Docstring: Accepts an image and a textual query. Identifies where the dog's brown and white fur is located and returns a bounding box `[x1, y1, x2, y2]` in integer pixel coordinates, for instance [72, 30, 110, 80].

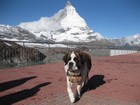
[63, 50, 92, 103]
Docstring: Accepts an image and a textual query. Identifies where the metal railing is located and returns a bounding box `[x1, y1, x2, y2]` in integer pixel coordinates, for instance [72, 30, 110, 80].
[0, 40, 46, 69]
[0, 40, 139, 69]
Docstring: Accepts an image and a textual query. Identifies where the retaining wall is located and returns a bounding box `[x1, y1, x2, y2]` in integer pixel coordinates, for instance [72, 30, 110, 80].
[110, 50, 137, 56]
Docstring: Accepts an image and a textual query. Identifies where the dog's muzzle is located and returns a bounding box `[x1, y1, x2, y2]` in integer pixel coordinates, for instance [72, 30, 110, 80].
[68, 62, 73, 69]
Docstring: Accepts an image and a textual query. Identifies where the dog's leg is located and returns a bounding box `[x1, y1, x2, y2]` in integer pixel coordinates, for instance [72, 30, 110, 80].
[81, 75, 86, 87]
[67, 77, 75, 103]
[85, 71, 89, 84]
[75, 83, 82, 99]
[81, 70, 88, 87]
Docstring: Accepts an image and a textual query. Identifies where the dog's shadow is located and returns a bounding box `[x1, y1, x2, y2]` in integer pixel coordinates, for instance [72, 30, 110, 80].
[81, 74, 106, 95]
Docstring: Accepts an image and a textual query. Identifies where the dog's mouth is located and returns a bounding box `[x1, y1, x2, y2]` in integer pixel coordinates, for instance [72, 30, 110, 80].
[67, 69, 81, 77]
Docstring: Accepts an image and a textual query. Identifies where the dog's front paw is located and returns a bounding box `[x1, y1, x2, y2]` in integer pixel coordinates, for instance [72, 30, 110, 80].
[70, 96, 75, 103]
[75, 91, 81, 101]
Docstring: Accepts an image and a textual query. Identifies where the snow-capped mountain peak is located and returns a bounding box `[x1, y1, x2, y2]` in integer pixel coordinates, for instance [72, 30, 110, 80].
[64, 1, 78, 16]
[19, 1, 87, 30]
[19, 1, 103, 42]
[65, 1, 75, 13]
[1, 1, 139, 46]
[66, 1, 72, 6]
[18, 1, 104, 42]
[61, 1, 87, 29]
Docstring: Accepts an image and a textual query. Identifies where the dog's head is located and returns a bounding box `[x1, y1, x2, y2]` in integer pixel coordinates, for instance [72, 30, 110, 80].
[63, 50, 86, 76]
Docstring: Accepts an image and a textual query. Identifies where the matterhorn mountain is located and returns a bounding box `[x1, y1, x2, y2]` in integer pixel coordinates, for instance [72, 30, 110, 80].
[0, 1, 139, 46]
[19, 1, 104, 42]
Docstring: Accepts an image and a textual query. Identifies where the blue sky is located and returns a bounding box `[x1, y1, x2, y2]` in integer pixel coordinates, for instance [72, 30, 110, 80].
[0, 0, 140, 38]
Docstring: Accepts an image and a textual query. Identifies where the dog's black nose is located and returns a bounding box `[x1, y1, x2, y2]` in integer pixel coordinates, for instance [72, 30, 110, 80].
[69, 62, 73, 69]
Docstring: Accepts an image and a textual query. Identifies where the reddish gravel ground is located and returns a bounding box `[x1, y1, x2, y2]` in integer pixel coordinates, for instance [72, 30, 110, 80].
[0, 53, 140, 105]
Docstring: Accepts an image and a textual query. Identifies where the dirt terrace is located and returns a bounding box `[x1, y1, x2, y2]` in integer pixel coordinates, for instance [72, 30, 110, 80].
[0, 53, 140, 105]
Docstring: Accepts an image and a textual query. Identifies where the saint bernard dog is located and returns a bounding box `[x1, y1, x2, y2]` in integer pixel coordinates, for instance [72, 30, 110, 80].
[63, 50, 92, 103]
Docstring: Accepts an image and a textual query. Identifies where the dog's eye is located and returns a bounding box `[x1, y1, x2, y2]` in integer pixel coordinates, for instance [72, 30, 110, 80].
[68, 57, 71, 60]
[74, 57, 77, 61]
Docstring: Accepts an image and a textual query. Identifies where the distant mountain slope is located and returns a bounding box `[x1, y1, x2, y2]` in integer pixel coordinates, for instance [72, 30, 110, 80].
[110, 34, 140, 46]
[0, 25, 36, 41]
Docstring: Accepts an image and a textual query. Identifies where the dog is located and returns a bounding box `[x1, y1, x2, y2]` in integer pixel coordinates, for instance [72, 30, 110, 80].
[63, 50, 92, 103]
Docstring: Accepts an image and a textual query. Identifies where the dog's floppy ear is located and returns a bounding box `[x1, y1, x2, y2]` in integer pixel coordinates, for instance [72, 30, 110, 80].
[63, 53, 69, 64]
[79, 51, 86, 64]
